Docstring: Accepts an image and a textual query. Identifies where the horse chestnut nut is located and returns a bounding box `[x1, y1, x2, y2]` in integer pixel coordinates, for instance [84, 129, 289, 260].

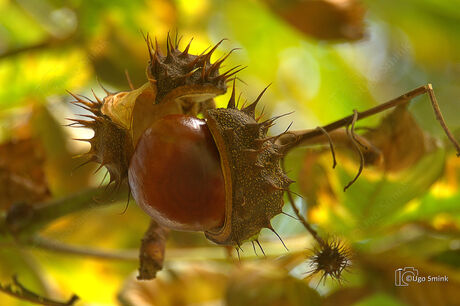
[128, 114, 226, 231]
[70, 37, 292, 247]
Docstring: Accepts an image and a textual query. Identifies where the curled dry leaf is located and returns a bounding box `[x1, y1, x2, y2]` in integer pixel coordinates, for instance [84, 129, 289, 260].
[298, 105, 439, 207]
[264, 0, 366, 41]
[364, 105, 439, 172]
[100, 82, 182, 146]
[0, 138, 50, 211]
[129, 85, 182, 147]
[100, 85, 147, 132]
[296, 128, 380, 206]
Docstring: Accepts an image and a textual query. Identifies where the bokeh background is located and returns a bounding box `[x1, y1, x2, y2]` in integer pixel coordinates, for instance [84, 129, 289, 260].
[0, 0, 460, 305]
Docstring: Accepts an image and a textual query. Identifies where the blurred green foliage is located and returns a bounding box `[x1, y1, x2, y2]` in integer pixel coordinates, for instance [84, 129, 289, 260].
[0, 0, 459, 305]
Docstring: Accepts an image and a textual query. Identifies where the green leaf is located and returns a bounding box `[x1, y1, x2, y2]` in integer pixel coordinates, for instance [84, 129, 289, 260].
[392, 187, 460, 225]
[354, 292, 406, 306]
[335, 148, 446, 235]
[0, 49, 91, 111]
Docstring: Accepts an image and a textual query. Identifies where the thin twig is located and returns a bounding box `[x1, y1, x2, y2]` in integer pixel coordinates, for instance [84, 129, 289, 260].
[281, 158, 326, 247]
[426, 84, 460, 156]
[16, 248, 55, 297]
[30, 236, 138, 261]
[137, 220, 169, 280]
[0, 36, 74, 60]
[279, 84, 460, 156]
[0, 276, 78, 306]
[0, 186, 128, 241]
[124, 69, 135, 90]
[286, 188, 326, 248]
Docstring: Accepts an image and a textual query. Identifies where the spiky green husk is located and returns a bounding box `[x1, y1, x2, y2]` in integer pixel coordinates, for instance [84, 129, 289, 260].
[204, 84, 293, 246]
[68, 93, 133, 187]
[308, 239, 351, 283]
[145, 34, 243, 107]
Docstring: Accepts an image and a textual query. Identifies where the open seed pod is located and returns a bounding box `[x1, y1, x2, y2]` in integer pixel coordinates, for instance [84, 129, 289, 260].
[204, 84, 294, 246]
[70, 35, 295, 247]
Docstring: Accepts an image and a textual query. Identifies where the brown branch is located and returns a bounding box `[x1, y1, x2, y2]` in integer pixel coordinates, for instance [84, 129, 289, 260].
[279, 84, 460, 156]
[0, 276, 78, 306]
[281, 158, 326, 247]
[0, 185, 128, 241]
[285, 188, 326, 248]
[426, 84, 460, 156]
[0, 40, 52, 59]
[0, 36, 76, 60]
[30, 236, 138, 261]
[137, 220, 169, 280]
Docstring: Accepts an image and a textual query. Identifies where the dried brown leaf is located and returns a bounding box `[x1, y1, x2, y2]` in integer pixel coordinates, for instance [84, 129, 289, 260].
[0, 138, 50, 210]
[265, 0, 366, 41]
[130, 84, 182, 146]
[365, 105, 438, 172]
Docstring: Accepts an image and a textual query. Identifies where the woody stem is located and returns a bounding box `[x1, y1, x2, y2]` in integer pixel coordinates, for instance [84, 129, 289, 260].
[286, 189, 327, 248]
[281, 158, 327, 247]
[279, 84, 460, 155]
